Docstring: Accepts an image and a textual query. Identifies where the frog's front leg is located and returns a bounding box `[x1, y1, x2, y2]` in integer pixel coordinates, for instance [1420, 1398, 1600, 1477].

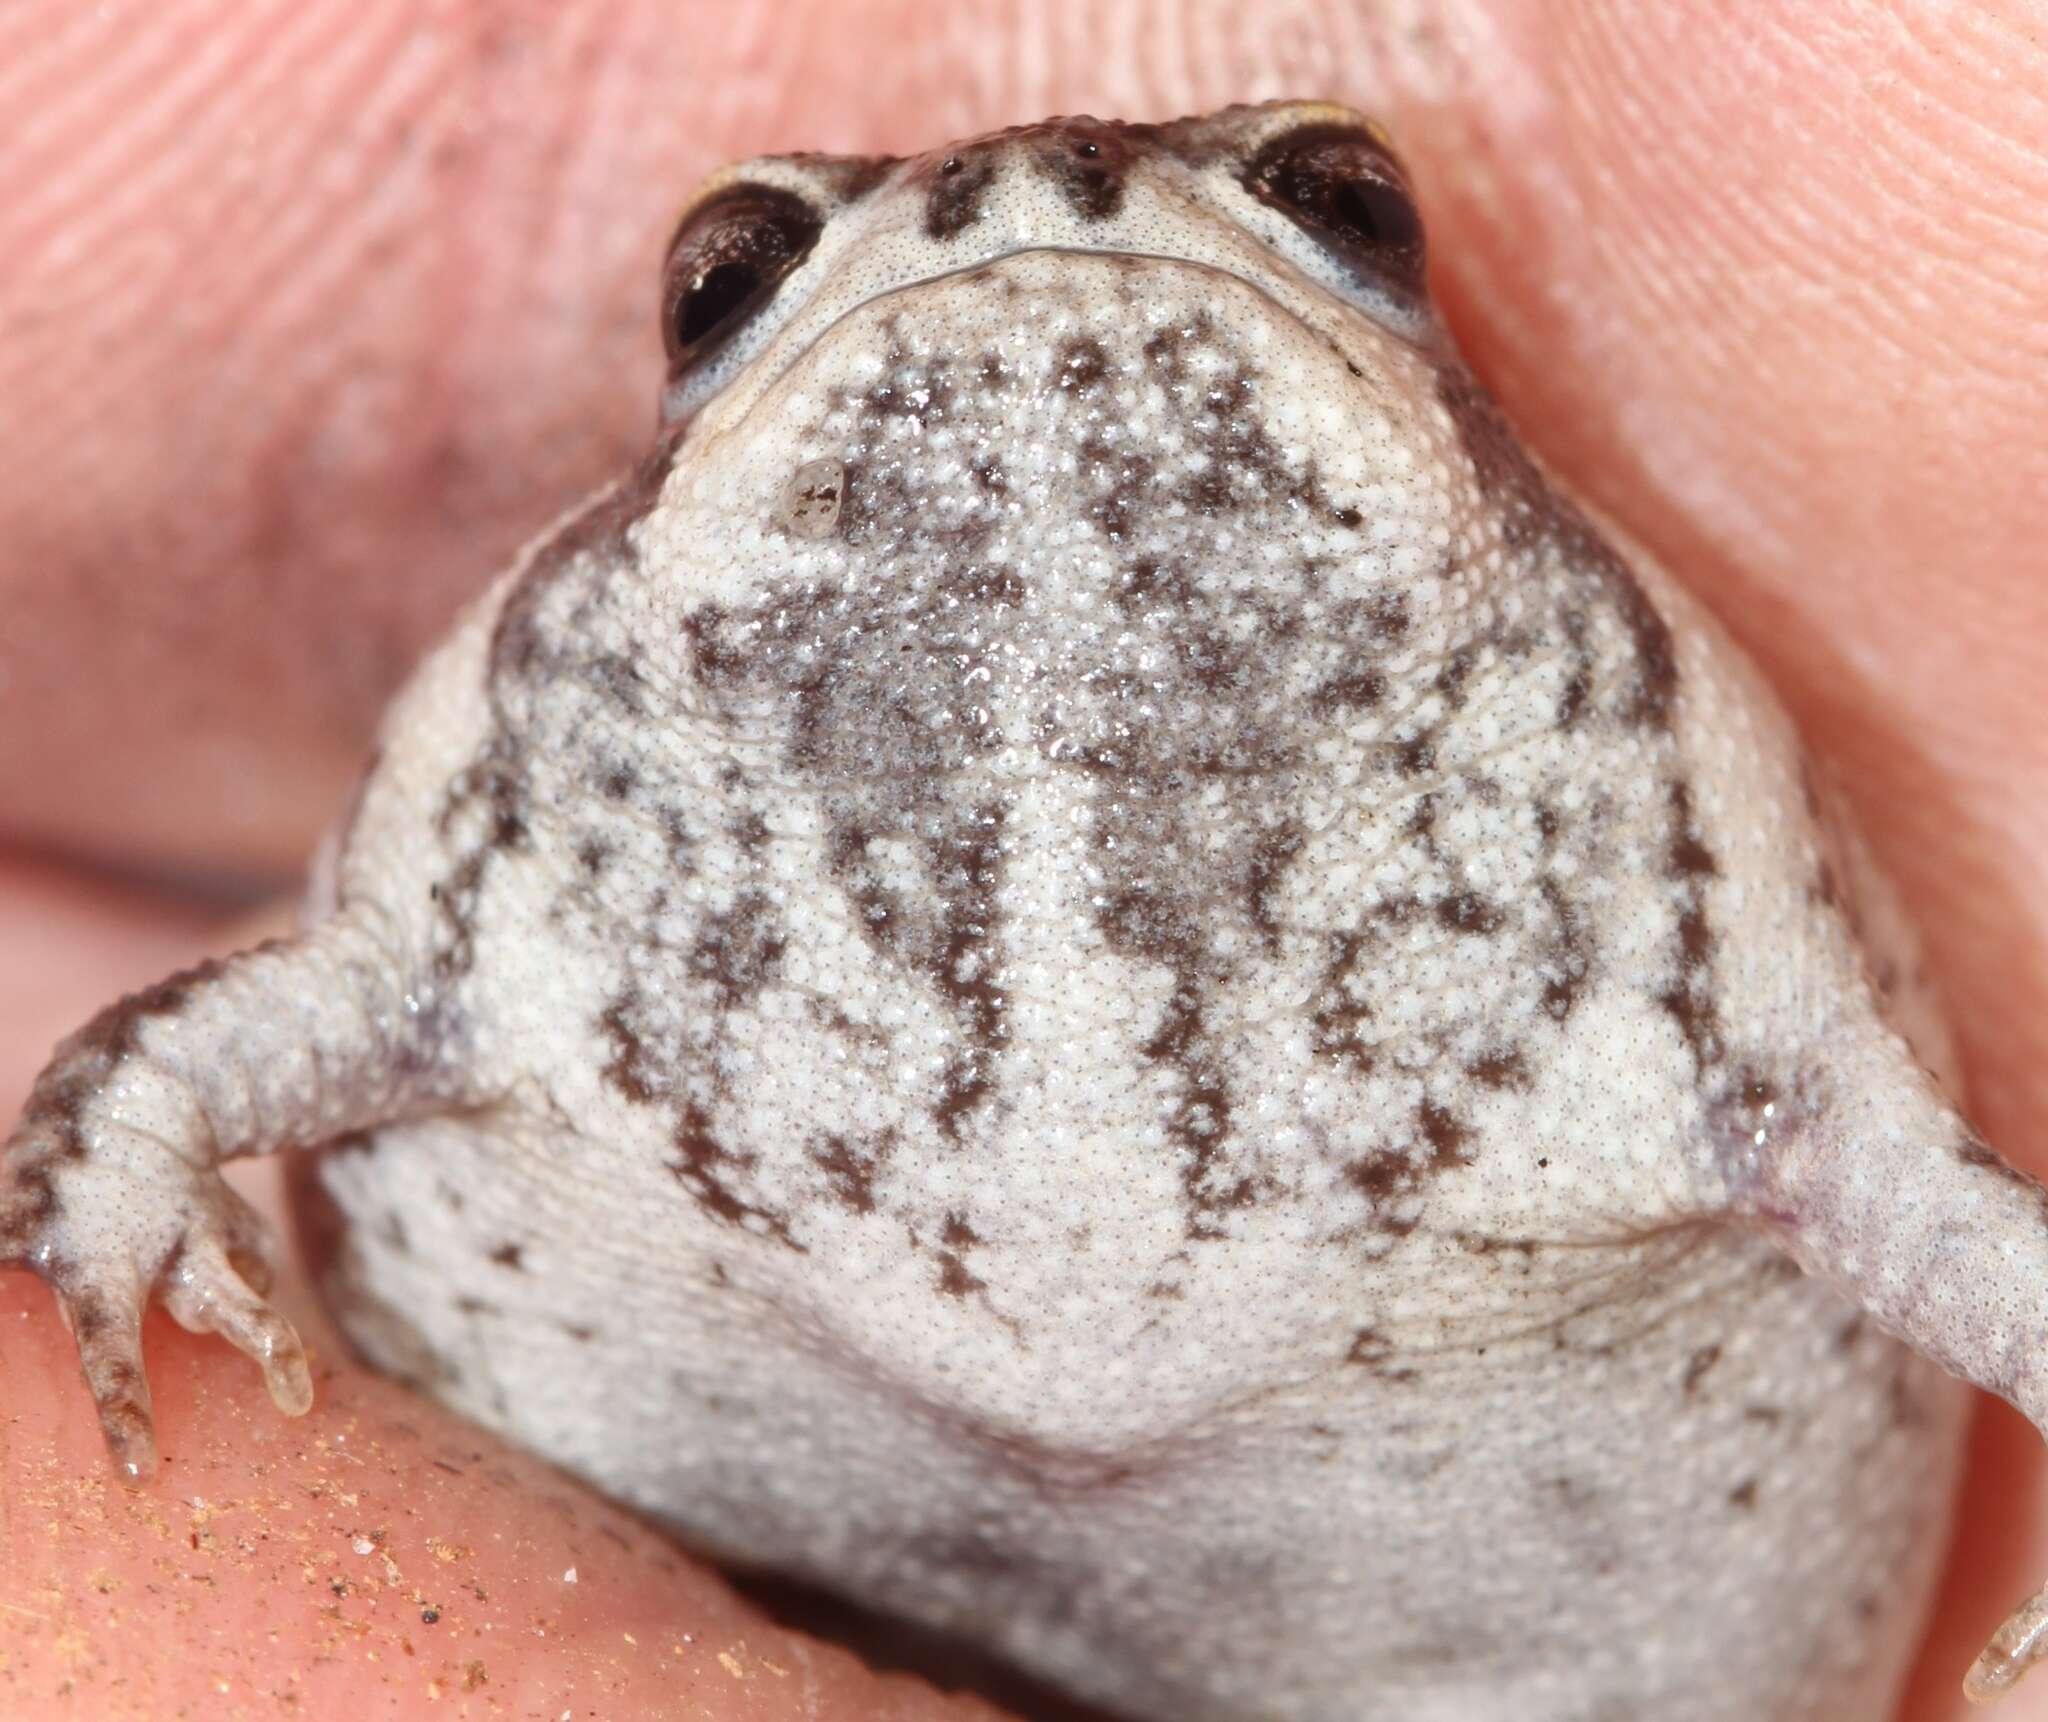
[1723, 1013, 2048, 1702]
[0, 909, 434, 1476]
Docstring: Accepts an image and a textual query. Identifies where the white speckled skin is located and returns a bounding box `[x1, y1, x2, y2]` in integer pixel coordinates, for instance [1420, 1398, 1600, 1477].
[12, 102, 2048, 1719]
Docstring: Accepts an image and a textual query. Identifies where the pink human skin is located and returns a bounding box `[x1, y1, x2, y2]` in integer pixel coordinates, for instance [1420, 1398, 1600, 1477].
[0, 3, 2042, 1719]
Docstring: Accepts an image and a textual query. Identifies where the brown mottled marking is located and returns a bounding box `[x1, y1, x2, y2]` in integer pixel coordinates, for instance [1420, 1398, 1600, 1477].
[1312, 664, 1385, 716]
[1539, 878, 1592, 1021]
[935, 1212, 987, 1298]
[688, 890, 789, 1012]
[811, 1131, 891, 1216]
[1055, 336, 1112, 395]
[16, 959, 230, 1165]
[597, 995, 663, 1105]
[1436, 892, 1504, 936]
[1667, 783, 1719, 879]
[1417, 1103, 1472, 1170]
[929, 806, 1009, 1142]
[1683, 1345, 1722, 1395]
[1244, 823, 1305, 951]
[1467, 1048, 1528, 1089]
[1348, 1327, 1389, 1364]
[669, 1101, 806, 1254]
[1310, 932, 1374, 1072]
[428, 740, 530, 983]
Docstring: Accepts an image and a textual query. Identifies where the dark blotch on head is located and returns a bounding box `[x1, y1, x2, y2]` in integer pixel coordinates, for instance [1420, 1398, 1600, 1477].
[1310, 932, 1374, 1072]
[1040, 127, 1127, 220]
[1659, 974, 1722, 1073]
[1343, 1102, 1471, 1238]
[1417, 1102, 1471, 1170]
[1244, 823, 1305, 950]
[927, 151, 997, 237]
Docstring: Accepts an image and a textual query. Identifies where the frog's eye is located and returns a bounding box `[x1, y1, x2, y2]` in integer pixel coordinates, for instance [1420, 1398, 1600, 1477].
[660, 185, 823, 370]
[1244, 125, 1424, 295]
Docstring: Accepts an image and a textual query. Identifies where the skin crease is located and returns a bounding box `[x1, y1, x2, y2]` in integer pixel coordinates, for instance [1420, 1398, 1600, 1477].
[0, 0, 2043, 1717]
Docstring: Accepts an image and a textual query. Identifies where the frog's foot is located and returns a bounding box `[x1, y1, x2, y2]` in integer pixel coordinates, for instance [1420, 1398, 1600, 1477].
[2, 924, 430, 1471]
[3, 1131, 311, 1480]
[1966, 1586, 2048, 1705]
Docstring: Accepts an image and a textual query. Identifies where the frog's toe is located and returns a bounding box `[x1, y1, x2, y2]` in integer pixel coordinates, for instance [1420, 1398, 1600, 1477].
[163, 1235, 313, 1417]
[58, 1278, 160, 1481]
[1965, 1582, 2048, 1705]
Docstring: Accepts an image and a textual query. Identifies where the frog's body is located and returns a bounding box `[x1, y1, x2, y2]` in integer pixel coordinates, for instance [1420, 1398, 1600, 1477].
[6, 104, 2041, 1721]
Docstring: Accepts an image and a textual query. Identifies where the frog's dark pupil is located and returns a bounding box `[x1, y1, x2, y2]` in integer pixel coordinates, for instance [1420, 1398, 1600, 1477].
[680, 261, 763, 346]
[1330, 177, 1417, 253]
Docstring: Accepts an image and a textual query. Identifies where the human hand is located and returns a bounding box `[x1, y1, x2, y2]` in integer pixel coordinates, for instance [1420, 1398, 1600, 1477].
[2, 2, 2042, 1717]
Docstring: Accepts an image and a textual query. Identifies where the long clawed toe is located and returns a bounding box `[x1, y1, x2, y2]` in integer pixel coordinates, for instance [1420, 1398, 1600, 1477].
[60, 1281, 160, 1480]
[47, 1226, 313, 1484]
[162, 1237, 313, 1417]
[1968, 1584, 2048, 1706]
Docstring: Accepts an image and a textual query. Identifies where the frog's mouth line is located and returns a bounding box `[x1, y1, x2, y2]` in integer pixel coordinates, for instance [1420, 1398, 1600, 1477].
[680, 243, 1430, 431]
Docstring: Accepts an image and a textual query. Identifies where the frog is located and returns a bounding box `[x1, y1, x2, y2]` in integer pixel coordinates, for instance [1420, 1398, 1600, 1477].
[5, 98, 2047, 1722]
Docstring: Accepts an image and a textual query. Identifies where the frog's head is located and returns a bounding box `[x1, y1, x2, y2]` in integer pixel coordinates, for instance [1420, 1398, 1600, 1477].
[600, 102, 1526, 818]
[657, 100, 1444, 431]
